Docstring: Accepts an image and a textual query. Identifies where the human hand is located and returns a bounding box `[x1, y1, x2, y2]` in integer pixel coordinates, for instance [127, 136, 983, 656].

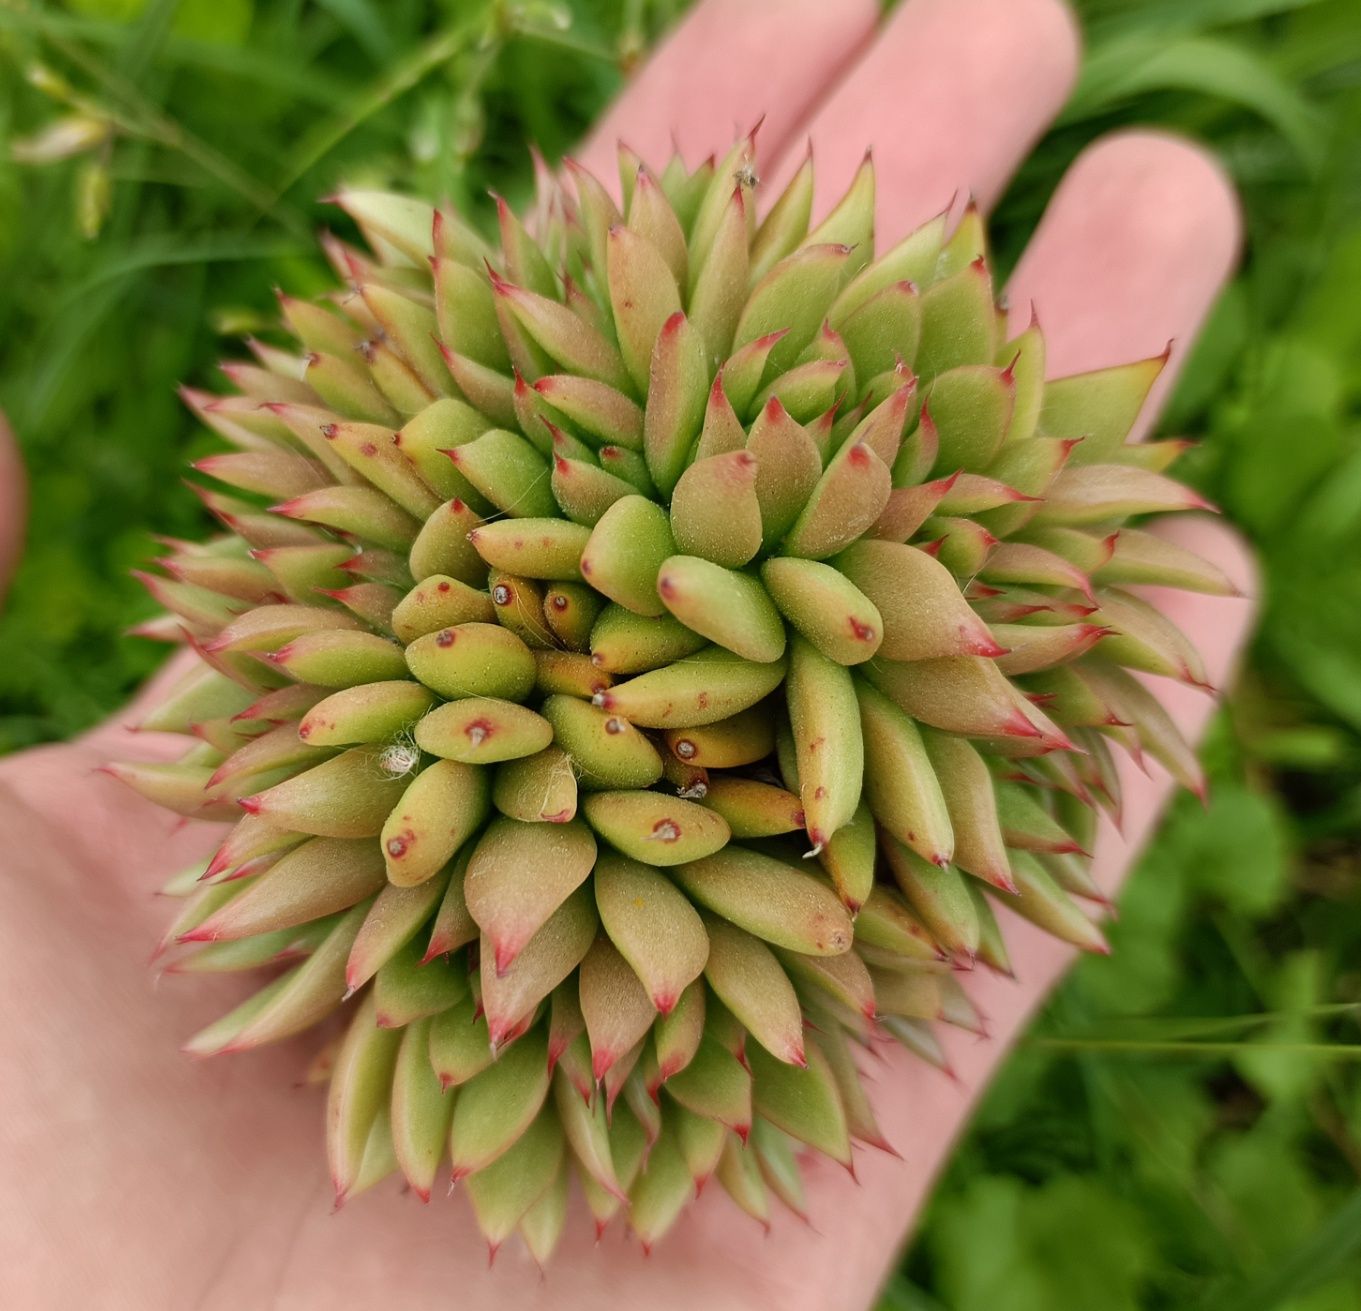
[0, 1, 1254, 1307]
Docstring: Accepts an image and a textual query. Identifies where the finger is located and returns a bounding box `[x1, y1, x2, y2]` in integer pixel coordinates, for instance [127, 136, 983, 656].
[1007, 130, 1243, 436]
[837, 136, 1248, 1275]
[761, 0, 1080, 242]
[576, 0, 880, 186]
[795, 520, 1256, 1311]
[0, 410, 27, 603]
[995, 518, 1257, 991]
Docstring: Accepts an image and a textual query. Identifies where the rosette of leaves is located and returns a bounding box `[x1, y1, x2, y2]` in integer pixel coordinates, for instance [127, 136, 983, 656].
[114, 131, 1235, 1261]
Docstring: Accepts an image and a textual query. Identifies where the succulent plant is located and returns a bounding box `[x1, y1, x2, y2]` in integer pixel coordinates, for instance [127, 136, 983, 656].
[113, 131, 1234, 1261]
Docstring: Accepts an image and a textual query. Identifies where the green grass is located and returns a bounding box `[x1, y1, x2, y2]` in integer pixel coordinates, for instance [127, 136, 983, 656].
[2, 1, 1360, 1305]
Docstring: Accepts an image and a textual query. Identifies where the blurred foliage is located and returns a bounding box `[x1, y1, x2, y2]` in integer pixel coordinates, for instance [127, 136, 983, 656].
[1, 0, 1359, 1306]
[0, 0, 674, 745]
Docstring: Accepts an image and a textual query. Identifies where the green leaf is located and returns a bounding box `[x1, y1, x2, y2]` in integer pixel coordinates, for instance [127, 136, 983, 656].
[1200, 1187, 1361, 1311]
[1066, 35, 1327, 168]
[929, 1175, 1154, 1311]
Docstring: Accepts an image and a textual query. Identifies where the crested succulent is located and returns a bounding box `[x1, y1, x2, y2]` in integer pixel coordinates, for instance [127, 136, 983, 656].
[114, 130, 1235, 1261]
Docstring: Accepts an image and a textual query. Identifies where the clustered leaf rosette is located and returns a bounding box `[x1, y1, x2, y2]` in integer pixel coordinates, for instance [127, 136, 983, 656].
[114, 131, 1236, 1261]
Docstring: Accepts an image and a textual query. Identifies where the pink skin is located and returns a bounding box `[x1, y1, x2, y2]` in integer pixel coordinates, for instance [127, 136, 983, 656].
[0, 2, 1254, 1306]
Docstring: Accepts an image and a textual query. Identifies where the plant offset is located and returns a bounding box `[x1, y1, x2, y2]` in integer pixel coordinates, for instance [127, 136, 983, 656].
[113, 132, 1234, 1261]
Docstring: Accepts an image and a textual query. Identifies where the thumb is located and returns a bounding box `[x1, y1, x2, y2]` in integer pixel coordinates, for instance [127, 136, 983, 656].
[0, 410, 27, 604]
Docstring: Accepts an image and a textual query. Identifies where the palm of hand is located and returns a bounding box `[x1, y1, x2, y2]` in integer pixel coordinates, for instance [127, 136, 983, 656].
[0, 2, 1253, 1307]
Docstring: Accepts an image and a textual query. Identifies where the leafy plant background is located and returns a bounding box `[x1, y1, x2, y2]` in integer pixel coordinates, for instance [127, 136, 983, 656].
[1, 0, 1359, 1305]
